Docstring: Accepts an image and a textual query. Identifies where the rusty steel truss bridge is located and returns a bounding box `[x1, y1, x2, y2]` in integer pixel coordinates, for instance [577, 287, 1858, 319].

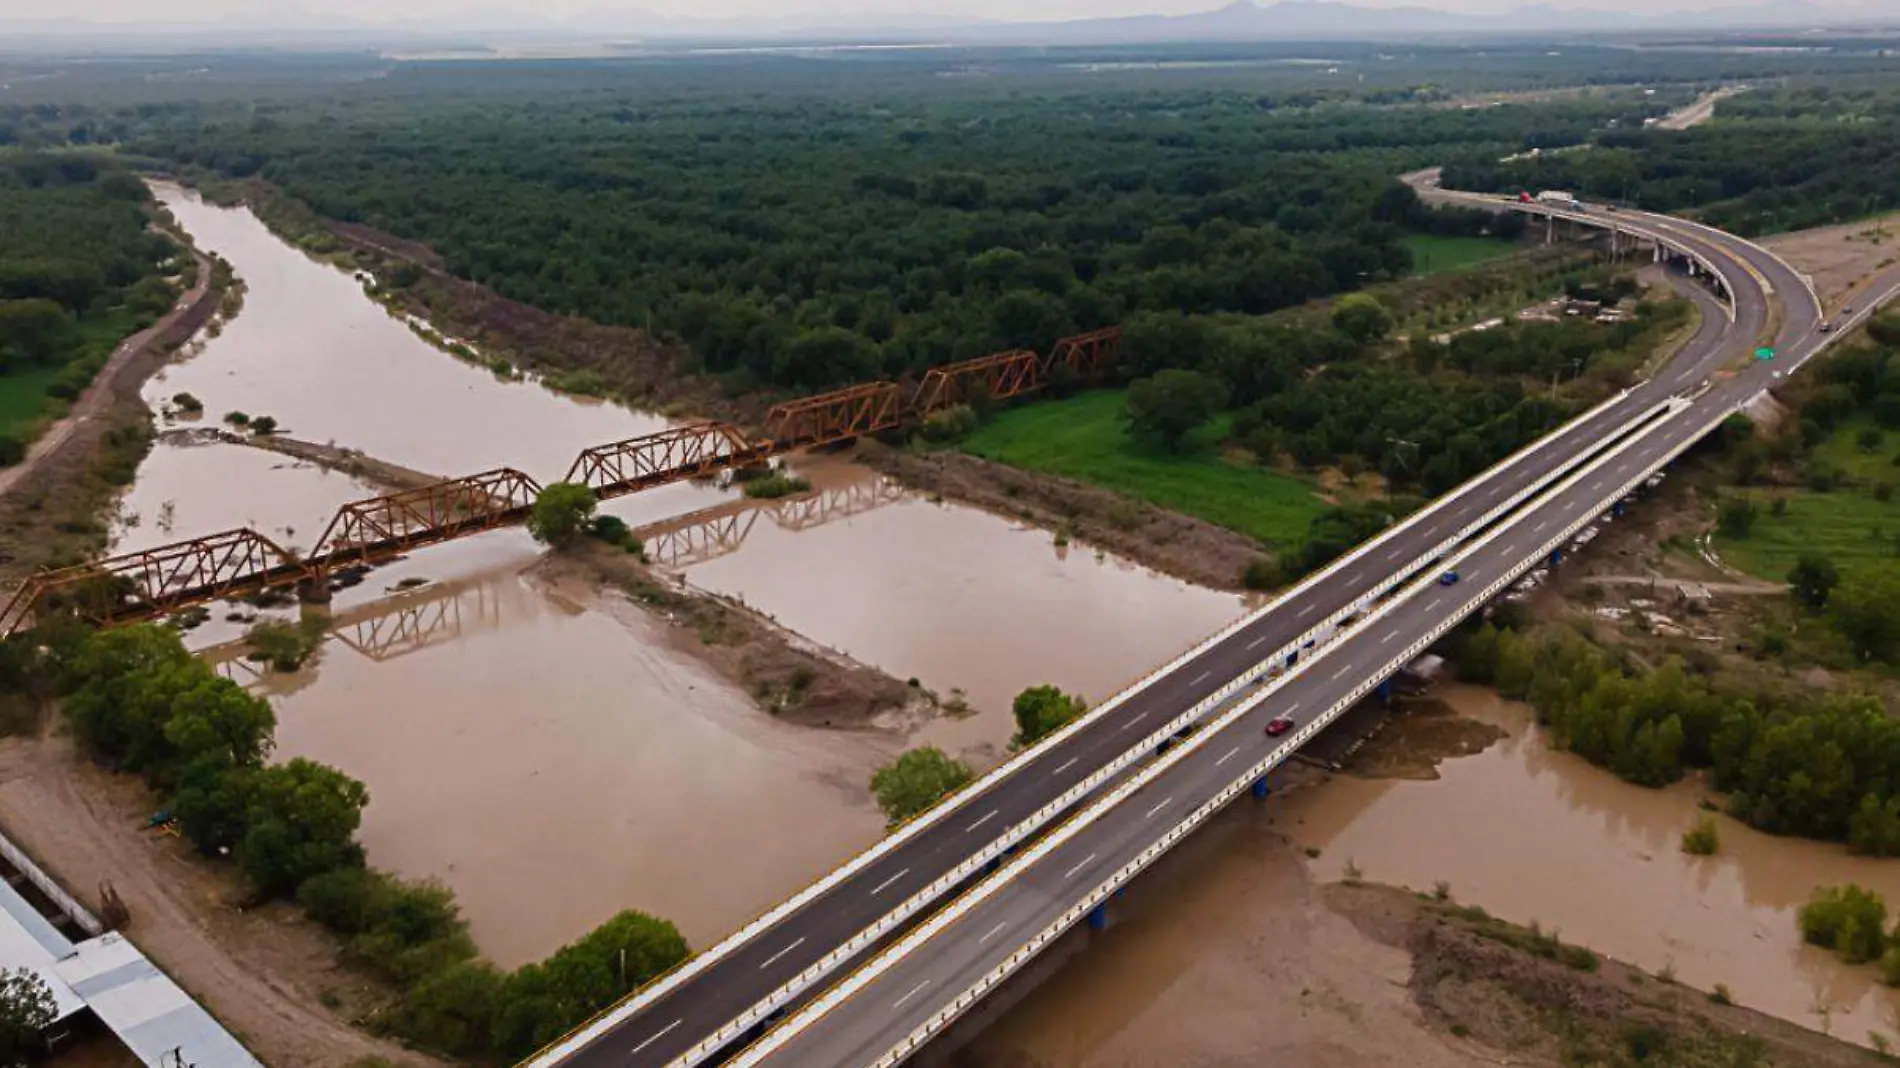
[0, 329, 1120, 637]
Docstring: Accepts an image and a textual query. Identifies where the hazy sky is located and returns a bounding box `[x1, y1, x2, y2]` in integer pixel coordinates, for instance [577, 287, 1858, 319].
[3, 0, 1837, 25]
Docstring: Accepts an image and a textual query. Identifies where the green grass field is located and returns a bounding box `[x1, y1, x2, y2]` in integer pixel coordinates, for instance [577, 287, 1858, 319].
[1401, 234, 1519, 277]
[1714, 418, 1900, 578]
[960, 390, 1327, 548]
[0, 368, 65, 441]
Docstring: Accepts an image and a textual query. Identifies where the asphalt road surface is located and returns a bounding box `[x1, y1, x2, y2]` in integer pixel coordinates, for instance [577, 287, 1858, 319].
[741, 262, 1900, 1068]
[547, 208, 1776, 1068]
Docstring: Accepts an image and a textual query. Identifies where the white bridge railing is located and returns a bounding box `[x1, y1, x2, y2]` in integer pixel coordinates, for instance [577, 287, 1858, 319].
[733, 395, 1700, 1067]
[525, 386, 1679, 1068]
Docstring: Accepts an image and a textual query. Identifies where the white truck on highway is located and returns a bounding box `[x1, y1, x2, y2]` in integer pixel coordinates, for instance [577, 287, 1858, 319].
[1534, 189, 1582, 209]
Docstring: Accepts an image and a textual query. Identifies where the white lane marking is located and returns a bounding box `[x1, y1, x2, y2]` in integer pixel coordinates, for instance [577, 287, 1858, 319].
[1385, 547, 1404, 561]
[1064, 853, 1099, 881]
[1247, 635, 1268, 650]
[966, 810, 998, 834]
[979, 922, 1009, 945]
[1426, 598, 1442, 612]
[1121, 711, 1151, 731]
[1285, 702, 1300, 714]
[1298, 603, 1317, 618]
[630, 1019, 681, 1056]
[1502, 544, 1517, 557]
[1144, 797, 1173, 820]
[870, 868, 910, 896]
[1381, 629, 1398, 644]
[1053, 756, 1078, 776]
[1533, 519, 1549, 533]
[893, 979, 931, 1011]
[758, 937, 806, 971]
[1216, 745, 1241, 766]
[1189, 670, 1211, 686]
[1332, 664, 1352, 681]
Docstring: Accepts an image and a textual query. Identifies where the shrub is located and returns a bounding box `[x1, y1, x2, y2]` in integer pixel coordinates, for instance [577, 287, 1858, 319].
[920, 404, 979, 443]
[527, 483, 598, 548]
[1681, 814, 1720, 856]
[1799, 884, 1889, 964]
[551, 368, 608, 397]
[171, 392, 204, 413]
[248, 415, 278, 435]
[590, 514, 644, 554]
[1243, 557, 1283, 591]
[223, 410, 249, 426]
[870, 747, 973, 827]
[742, 473, 812, 500]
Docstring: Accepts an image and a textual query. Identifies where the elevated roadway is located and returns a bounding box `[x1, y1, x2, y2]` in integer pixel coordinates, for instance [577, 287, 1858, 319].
[730, 243, 1896, 1068]
[533, 202, 1785, 1068]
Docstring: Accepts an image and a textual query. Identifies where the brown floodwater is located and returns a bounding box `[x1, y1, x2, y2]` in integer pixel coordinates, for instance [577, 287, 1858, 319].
[132, 185, 1260, 964]
[977, 684, 1900, 1060]
[683, 454, 1253, 755]
[149, 184, 725, 526]
[258, 568, 890, 967]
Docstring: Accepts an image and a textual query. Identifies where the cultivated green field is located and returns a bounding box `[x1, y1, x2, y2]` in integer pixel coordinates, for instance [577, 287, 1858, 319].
[1401, 234, 1520, 277]
[1714, 418, 1900, 578]
[960, 390, 1327, 548]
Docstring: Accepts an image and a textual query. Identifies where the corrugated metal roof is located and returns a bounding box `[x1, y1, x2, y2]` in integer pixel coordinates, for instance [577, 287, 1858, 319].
[55, 934, 261, 1068]
[0, 880, 85, 1023]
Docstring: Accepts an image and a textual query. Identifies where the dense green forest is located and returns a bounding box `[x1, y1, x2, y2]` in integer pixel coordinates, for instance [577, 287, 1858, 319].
[0, 152, 180, 459]
[118, 82, 1669, 391]
[1444, 82, 1900, 235]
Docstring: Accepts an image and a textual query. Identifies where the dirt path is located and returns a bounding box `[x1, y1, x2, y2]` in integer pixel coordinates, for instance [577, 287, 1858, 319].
[0, 248, 214, 504]
[0, 732, 430, 1068]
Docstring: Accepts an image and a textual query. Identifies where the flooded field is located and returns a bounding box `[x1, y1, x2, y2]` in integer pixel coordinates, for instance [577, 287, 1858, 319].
[972, 684, 1900, 1061]
[130, 184, 1258, 960]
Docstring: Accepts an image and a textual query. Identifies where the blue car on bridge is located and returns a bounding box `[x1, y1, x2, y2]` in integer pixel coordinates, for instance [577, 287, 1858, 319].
[1438, 570, 1460, 586]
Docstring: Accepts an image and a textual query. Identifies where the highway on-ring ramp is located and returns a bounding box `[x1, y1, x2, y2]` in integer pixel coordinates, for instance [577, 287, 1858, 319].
[730, 241, 1897, 1068]
[531, 200, 1807, 1068]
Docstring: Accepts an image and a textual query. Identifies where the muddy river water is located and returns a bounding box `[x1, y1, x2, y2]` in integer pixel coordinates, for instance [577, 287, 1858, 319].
[137, 184, 1900, 1047]
[972, 685, 1900, 1062]
[140, 185, 1247, 963]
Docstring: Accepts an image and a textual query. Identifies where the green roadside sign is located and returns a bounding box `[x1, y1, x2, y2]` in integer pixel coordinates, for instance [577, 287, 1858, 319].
[1754, 347, 1775, 361]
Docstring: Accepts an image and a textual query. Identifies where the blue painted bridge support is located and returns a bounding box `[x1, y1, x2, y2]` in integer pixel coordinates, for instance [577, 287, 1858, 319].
[1376, 679, 1393, 703]
[1251, 777, 1271, 800]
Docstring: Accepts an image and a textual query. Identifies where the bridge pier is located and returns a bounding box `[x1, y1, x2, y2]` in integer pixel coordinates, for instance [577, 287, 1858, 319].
[1375, 679, 1392, 704]
[296, 575, 333, 606]
[1087, 903, 1109, 931]
[1549, 548, 1564, 568]
[1251, 777, 1271, 800]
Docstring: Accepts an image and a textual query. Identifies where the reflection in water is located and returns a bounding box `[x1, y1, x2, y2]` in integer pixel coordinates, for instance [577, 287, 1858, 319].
[685, 455, 1254, 755]
[265, 569, 891, 968]
[629, 472, 908, 569]
[1278, 685, 1900, 1044]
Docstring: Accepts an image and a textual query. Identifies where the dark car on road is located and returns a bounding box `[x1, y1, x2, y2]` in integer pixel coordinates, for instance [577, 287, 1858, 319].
[1265, 714, 1296, 737]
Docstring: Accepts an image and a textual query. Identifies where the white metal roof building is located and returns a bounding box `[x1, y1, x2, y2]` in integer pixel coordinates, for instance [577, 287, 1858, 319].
[0, 830, 261, 1068]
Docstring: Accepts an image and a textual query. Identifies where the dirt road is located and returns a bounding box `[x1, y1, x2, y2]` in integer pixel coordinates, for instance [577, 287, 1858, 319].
[0, 248, 216, 503]
[0, 732, 429, 1067]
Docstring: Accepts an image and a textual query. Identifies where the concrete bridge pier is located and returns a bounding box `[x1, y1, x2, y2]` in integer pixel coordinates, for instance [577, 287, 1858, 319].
[296, 575, 333, 606]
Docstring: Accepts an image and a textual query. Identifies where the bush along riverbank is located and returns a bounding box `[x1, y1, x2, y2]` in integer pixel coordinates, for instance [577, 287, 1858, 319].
[4, 621, 686, 1063]
[1458, 621, 1900, 854]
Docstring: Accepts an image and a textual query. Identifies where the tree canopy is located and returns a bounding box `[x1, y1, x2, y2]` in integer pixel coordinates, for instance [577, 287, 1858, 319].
[870, 747, 974, 827]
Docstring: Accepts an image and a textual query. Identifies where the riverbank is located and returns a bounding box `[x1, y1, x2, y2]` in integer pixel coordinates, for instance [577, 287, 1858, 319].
[957, 688, 1898, 1067]
[0, 239, 222, 588]
[162, 172, 1293, 592]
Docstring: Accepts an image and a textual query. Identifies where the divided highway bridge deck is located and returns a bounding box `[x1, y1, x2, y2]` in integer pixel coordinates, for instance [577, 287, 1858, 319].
[0, 328, 1120, 637]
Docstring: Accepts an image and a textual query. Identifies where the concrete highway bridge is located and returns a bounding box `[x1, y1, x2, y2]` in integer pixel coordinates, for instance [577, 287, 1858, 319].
[11, 184, 1879, 1068]
[521, 199, 1897, 1068]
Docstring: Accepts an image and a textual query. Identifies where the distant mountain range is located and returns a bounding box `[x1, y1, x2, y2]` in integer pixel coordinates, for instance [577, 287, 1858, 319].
[3, 0, 1896, 51]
